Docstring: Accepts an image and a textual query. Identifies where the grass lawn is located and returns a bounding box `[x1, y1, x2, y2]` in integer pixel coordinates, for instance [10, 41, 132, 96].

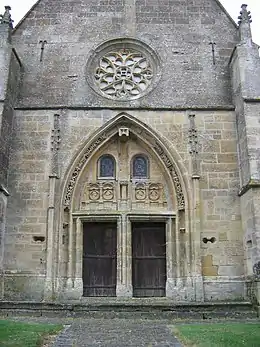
[173, 323, 260, 347]
[0, 319, 63, 347]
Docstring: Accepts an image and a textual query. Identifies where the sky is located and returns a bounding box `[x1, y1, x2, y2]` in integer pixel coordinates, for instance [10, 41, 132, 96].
[2, 0, 260, 44]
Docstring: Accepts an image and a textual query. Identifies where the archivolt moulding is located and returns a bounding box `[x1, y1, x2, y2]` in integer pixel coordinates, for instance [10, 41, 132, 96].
[63, 113, 185, 211]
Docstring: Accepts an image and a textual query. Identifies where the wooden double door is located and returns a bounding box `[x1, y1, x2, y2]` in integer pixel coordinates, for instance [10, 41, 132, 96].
[132, 222, 166, 297]
[83, 221, 166, 297]
[83, 222, 117, 296]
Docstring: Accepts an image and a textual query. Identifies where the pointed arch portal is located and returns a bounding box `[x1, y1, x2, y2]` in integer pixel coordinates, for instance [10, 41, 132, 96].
[63, 113, 186, 211]
[58, 113, 200, 300]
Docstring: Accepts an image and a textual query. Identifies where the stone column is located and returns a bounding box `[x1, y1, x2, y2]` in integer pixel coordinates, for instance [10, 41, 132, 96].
[66, 214, 74, 290]
[166, 217, 175, 297]
[44, 114, 60, 300]
[65, 217, 83, 299]
[254, 280, 260, 316]
[116, 215, 132, 297]
[44, 177, 56, 299]
[192, 175, 204, 302]
[0, 185, 9, 299]
[74, 217, 83, 296]
[175, 212, 181, 288]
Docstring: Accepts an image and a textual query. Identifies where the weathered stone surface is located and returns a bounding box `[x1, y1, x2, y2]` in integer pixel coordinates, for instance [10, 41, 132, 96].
[1, 2, 260, 304]
[11, 0, 238, 109]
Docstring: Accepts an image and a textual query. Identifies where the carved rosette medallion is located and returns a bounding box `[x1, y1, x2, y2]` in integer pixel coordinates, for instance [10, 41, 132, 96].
[86, 39, 161, 101]
[135, 183, 146, 200]
[88, 183, 100, 201]
[148, 183, 160, 201]
[102, 183, 114, 201]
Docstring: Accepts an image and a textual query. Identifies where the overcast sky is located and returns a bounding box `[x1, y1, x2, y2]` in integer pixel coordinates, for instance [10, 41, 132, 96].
[2, 0, 260, 44]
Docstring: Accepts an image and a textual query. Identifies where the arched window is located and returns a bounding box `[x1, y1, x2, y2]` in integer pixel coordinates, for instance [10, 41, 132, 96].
[98, 155, 116, 178]
[132, 155, 149, 179]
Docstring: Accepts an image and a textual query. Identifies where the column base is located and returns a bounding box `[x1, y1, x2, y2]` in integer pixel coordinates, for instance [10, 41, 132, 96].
[255, 281, 260, 304]
[63, 278, 83, 300]
[43, 278, 54, 301]
[194, 275, 204, 302]
[166, 277, 196, 302]
[116, 284, 133, 297]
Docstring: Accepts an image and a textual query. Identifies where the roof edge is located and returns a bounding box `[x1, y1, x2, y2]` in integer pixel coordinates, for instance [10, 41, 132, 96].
[11, 0, 238, 35]
[214, 0, 238, 29]
[12, 0, 41, 34]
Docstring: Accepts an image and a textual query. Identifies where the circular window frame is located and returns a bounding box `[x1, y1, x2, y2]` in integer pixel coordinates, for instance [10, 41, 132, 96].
[86, 38, 161, 102]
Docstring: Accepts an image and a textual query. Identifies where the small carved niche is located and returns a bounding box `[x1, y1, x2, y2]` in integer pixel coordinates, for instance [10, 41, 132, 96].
[120, 182, 129, 200]
[33, 236, 45, 243]
[202, 237, 216, 244]
[246, 239, 252, 247]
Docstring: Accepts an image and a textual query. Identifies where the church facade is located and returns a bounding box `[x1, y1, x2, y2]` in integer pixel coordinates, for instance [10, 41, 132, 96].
[1, 1, 260, 303]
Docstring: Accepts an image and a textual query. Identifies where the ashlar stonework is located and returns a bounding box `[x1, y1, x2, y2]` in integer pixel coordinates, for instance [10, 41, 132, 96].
[1, 1, 260, 305]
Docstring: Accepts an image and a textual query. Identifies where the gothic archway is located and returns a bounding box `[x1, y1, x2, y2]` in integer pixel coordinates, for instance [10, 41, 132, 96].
[57, 112, 197, 300]
[62, 112, 188, 211]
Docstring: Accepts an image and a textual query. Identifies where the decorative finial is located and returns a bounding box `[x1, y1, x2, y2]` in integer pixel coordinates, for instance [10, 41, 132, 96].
[238, 4, 252, 25]
[0, 5, 14, 29]
[237, 4, 253, 42]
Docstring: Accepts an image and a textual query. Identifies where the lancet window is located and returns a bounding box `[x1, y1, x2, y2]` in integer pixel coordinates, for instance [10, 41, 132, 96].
[98, 155, 116, 178]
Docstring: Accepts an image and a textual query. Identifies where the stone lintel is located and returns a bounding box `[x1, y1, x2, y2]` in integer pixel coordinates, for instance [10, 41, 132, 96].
[238, 179, 260, 197]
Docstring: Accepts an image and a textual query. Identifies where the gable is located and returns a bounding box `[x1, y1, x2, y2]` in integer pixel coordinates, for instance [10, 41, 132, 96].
[12, 0, 237, 34]
[11, 0, 239, 109]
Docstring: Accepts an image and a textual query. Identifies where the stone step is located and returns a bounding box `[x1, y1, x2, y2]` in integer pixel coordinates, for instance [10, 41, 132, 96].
[0, 300, 258, 320]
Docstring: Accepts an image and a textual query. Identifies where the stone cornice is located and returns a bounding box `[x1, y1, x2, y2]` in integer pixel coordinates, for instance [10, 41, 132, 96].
[14, 105, 236, 111]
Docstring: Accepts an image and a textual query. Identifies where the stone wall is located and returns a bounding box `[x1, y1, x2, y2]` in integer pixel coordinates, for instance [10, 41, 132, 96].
[0, 25, 22, 187]
[4, 108, 245, 301]
[2, 1, 250, 301]
[0, 24, 22, 297]
[12, 0, 238, 109]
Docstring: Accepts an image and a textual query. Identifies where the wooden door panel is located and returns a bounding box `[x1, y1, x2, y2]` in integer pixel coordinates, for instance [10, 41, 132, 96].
[83, 222, 116, 297]
[132, 223, 166, 297]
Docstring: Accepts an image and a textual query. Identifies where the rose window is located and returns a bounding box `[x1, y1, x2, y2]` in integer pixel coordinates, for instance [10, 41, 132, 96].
[94, 49, 154, 100]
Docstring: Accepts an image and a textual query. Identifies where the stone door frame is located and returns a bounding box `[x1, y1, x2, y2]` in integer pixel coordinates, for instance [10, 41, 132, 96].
[66, 212, 178, 298]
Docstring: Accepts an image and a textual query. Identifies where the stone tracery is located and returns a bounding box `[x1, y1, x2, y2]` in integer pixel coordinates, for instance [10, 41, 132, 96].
[94, 49, 153, 100]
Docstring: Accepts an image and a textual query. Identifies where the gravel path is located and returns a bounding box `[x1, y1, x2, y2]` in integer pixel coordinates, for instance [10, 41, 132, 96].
[51, 319, 182, 347]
